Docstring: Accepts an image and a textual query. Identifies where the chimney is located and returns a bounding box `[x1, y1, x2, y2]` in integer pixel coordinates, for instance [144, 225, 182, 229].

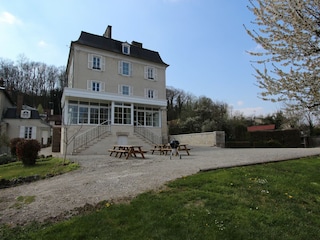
[16, 94, 23, 118]
[103, 25, 112, 38]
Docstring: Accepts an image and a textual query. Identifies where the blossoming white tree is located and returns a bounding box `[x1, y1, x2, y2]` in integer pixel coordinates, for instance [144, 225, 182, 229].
[245, 0, 320, 114]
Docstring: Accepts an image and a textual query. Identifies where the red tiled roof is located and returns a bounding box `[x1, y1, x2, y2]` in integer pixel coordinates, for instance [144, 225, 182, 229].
[247, 124, 276, 132]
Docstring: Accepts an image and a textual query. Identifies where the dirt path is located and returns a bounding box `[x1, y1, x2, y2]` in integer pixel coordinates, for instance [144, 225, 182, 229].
[0, 147, 319, 226]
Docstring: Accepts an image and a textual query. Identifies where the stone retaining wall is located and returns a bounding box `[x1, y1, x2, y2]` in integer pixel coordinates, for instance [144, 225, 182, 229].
[170, 131, 225, 147]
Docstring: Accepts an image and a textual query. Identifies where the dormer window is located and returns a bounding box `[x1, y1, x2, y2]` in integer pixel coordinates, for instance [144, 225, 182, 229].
[122, 42, 130, 55]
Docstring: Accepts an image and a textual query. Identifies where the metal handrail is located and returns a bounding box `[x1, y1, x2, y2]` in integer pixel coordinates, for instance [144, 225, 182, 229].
[134, 122, 163, 145]
[73, 120, 111, 153]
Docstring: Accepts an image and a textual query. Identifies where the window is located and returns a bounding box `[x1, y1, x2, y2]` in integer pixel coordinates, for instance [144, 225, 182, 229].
[68, 105, 78, 124]
[122, 42, 130, 55]
[93, 56, 100, 69]
[145, 89, 158, 99]
[122, 86, 129, 95]
[92, 82, 100, 92]
[79, 106, 89, 124]
[90, 107, 99, 124]
[114, 102, 132, 125]
[134, 107, 160, 127]
[144, 66, 157, 80]
[119, 61, 132, 76]
[25, 127, 32, 139]
[100, 106, 110, 124]
[68, 101, 111, 125]
[87, 80, 105, 92]
[119, 85, 132, 96]
[19, 126, 36, 139]
[88, 54, 105, 71]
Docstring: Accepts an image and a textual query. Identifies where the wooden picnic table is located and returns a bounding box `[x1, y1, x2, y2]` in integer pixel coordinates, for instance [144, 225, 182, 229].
[151, 144, 171, 155]
[151, 143, 191, 156]
[178, 144, 191, 155]
[108, 145, 146, 159]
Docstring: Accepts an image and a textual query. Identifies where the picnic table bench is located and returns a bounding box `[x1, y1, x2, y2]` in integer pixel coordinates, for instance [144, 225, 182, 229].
[151, 143, 191, 156]
[151, 144, 171, 155]
[109, 145, 147, 159]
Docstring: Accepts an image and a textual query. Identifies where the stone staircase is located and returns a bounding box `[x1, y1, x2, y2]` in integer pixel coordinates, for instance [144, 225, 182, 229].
[74, 133, 154, 155]
[72, 122, 163, 155]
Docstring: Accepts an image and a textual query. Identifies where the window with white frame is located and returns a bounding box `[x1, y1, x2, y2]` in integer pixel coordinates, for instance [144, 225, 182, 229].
[100, 104, 110, 124]
[87, 80, 105, 92]
[89, 102, 99, 124]
[122, 42, 130, 55]
[68, 105, 78, 124]
[145, 89, 158, 99]
[88, 54, 105, 71]
[118, 61, 132, 76]
[79, 105, 89, 124]
[144, 66, 157, 80]
[19, 126, 36, 139]
[114, 102, 132, 125]
[134, 106, 160, 127]
[119, 85, 132, 96]
[67, 101, 111, 125]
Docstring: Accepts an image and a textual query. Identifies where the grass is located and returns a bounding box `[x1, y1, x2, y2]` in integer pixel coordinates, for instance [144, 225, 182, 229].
[1, 156, 320, 239]
[10, 196, 36, 209]
[0, 157, 79, 180]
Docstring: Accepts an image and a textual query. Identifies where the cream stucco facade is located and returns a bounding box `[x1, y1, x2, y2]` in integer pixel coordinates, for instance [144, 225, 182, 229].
[61, 26, 169, 154]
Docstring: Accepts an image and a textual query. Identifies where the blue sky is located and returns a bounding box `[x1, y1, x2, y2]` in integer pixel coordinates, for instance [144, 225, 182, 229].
[0, 0, 282, 116]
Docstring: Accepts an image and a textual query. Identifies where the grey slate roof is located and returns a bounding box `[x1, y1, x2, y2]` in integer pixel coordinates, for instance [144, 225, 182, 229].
[4, 108, 40, 119]
[73, 31, 169, 66]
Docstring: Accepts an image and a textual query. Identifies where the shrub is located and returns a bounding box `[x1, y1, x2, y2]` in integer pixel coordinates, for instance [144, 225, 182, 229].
[10, 138, 24, 156]
[16, 139, 41, 166]
[0, 154, 16, 165]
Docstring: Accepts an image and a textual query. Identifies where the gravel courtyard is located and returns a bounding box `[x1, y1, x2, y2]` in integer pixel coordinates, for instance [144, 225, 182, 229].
[0, 146, 319, 226]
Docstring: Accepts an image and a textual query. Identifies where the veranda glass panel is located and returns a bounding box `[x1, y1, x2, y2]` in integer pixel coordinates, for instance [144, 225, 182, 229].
[90, 107, 99, 124]
[79, 107, 89, 124]
[100, 107, 110, 124]
[153, 112, 159, 127]
[137, 111, 144, 126]
[68, 105, 78, 124]
[146, 112, 152, 126]
[124, 108, 131, 124]
[114, 107, 123, 124]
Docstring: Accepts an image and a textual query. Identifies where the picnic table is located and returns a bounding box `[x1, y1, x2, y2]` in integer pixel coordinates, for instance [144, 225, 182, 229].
[151, 143, 191, 156]
[108, 145, 147, 159]
[178, 144, 191, 155]
[150, 144, 171, 155]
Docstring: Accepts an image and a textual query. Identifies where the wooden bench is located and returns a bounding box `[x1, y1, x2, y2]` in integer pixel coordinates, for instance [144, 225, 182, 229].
[108, 149, 128, 158]
[151, 147, 171, 155]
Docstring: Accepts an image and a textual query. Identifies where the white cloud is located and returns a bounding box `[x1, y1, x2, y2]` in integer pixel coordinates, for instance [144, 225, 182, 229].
[237, 100, 244, 106]
[235, 107, 264, 117]
[38, 40, 48, 48]
[0, 11, 21, 25]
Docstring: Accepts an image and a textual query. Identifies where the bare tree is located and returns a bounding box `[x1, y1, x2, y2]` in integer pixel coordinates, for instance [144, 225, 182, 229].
[245, 0, 320, 113]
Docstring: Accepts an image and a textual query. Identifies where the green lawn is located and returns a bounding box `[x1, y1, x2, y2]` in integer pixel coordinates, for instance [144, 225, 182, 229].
[0, 157, 79, 180]
[1, 156, 320, 240]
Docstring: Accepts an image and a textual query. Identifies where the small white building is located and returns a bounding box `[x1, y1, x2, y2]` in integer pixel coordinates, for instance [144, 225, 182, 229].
[3, 106, 51, 147]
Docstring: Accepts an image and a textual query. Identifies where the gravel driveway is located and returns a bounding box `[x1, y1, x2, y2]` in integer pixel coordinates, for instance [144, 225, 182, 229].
[0, 147, 319, 226]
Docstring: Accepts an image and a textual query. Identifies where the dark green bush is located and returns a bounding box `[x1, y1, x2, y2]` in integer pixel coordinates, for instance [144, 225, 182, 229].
[10, 138, 23, 156]
[0, 155, 16, 165]
[16, 139, 41, 166]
